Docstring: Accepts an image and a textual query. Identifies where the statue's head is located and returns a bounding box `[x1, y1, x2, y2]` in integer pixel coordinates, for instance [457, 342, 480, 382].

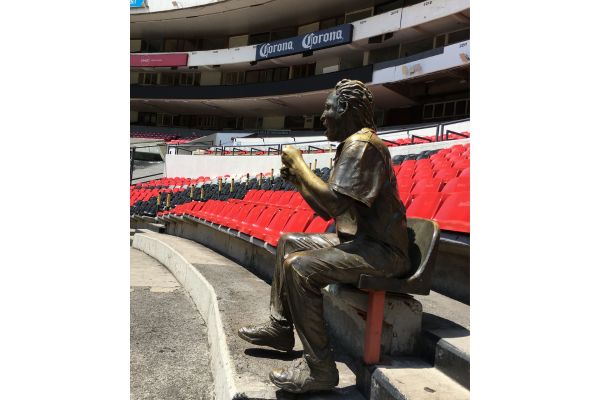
[320, 79, 376, 142]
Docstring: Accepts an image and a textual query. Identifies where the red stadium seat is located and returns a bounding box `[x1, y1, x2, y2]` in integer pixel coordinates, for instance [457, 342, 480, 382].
[304, 216, 333, 233]
[244, 189, 262, 202]
[396, 179, 415, 193]
[435, 168, 459, 183]
[245, 206, 279, 236]
[407, 192, 444, 219]
[275, 191, 295, 207]
[209, 202, 240, 224]
[452, 159, 470, 170]
[459, 167, 470, 177]
[254, 208, 294, 242]
[398, 191, 412, 208]
[297, 198, 312, 211]
[396, 169, 414, 179]
[434, 192, 470, 233]
[412, 178, 443, 195]
[236, 204, 267, 232]
[288, 192, 304, 209]
[413, 169, 434, 180]
[268, 191, 285, 205]
[441, 176, 470, 194]
[218, 203, 252, 227]
[256, 190, 275, 205]
[265, 210, 315, 246]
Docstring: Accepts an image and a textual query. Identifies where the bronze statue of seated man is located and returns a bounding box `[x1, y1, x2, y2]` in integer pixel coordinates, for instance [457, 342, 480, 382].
[238, 79, 410, 394]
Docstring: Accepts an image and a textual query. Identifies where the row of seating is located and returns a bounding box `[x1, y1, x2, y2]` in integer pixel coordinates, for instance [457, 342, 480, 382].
[131, 143, 470, 234]
[158, 194, 333, 247]
[130, 132, 204, 144]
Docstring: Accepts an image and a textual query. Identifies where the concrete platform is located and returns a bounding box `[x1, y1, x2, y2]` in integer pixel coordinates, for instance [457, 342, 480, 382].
[370, 358, 469, 400]
[416, 292, 470, 389]
[130, 248, 215, 399]
[132, 231, 365, 400]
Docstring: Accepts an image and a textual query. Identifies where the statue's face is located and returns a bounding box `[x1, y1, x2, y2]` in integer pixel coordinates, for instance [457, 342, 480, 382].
[320, 91, 347, 142]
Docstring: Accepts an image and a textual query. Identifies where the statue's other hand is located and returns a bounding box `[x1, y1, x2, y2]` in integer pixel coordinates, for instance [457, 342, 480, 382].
[281, 145, 302, 168]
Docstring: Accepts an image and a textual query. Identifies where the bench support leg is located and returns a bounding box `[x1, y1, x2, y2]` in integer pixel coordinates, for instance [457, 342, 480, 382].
[363, 290, 385, 364]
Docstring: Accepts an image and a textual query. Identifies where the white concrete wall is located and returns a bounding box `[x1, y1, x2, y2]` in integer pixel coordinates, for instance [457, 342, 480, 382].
[165, 151, 338, 178]
[352, 8, 401, 41]
[131, 0, 222, 14]
[188, 46, 256, 66]
[372, 40, 470, 84]
[165, 136, 470, 179]
[401, 0, 470, 30]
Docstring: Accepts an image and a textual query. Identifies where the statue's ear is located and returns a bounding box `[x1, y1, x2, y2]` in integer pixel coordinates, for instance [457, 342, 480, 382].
[337, 99, 348, 115]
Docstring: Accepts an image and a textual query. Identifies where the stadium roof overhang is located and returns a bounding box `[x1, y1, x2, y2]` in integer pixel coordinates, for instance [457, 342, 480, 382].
[130, 84, 417, 116]
[131, 0, 393, 38]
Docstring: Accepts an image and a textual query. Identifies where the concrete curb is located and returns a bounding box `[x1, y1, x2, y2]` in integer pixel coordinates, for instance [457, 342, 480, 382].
[132, 233, 237, 400]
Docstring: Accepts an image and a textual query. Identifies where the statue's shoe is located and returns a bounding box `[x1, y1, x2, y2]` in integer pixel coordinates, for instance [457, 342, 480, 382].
[269, 357, 339, 393]
[238, 320, 294, 352]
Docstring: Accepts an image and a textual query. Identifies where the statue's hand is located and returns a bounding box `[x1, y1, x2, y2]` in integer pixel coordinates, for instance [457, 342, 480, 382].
[280, 166, 299, 185]
[281, 145, 302, 169]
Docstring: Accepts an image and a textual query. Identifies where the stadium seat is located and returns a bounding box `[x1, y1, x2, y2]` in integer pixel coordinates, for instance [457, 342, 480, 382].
[357, 218, 440, 364]
[268, 190, 285, 205]
[209, 202, 240, 224]
[407, 192, 444, 219]
[304, 216, 333, 233]
[274, 190, 295, 207]
[255, 190, 275, 205]
[433, 191, 470, 233]
[398, 191, 412, 208]
[235, 204, 266, 232]
[244, 206, 279, 236]
[254, 208, 294, 242]
[411, 178, 443, 195]
[218, 203, 253, 227]
[452, 159, 470, 170]
[441, 176, 470, 194]
[413, 169, 434, 180]
[459, 167, 470, 177]
[396, 179, 415, 193]
[288, 192, 305, 209]
[396, 169, 414, 179]
[264, 209, 315, 246]
[434, 168, 459, 183]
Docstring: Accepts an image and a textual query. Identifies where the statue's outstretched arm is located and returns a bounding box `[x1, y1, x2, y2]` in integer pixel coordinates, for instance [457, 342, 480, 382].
[281, 146, 351, 219]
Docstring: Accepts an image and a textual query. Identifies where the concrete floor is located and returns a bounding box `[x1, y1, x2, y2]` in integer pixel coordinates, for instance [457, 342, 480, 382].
[130, 248, 214, 400]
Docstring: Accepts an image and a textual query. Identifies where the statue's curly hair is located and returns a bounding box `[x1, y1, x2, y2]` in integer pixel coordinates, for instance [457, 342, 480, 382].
[334, 79, 376, 130]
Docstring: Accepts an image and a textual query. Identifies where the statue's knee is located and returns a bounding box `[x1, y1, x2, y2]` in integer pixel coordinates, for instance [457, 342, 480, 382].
[283, 253, 300, 272]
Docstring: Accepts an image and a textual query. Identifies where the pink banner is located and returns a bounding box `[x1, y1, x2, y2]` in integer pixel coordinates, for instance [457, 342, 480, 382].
[130, 53, 188, 67]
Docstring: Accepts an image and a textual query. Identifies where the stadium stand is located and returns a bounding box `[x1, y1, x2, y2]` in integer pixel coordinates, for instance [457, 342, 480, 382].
[131, 142, 470, 237]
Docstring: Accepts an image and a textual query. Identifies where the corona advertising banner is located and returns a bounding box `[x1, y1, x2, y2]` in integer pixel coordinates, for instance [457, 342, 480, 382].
[256, 24, 353, 61]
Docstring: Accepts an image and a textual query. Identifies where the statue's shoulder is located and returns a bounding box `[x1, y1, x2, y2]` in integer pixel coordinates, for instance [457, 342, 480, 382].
[345, 128, 388, 155]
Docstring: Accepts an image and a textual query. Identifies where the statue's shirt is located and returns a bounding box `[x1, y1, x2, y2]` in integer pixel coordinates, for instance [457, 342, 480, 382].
[329, 128, 409, 258]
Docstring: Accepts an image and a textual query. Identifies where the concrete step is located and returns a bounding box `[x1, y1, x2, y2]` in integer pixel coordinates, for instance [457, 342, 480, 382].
[370, 358, 469, 400]
[132, 232, 365, 400]
[433, 234, 469, 305]
[415, 291, 470, 389]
